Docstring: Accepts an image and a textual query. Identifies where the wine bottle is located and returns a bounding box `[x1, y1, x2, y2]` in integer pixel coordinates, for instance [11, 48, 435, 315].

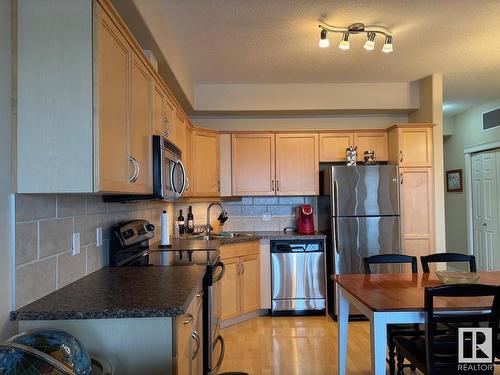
[178, 209, 185, 235]
[187, 206, 194, 234]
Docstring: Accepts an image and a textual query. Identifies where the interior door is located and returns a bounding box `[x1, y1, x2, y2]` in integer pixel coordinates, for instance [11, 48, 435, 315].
[472, 151, 499, 271]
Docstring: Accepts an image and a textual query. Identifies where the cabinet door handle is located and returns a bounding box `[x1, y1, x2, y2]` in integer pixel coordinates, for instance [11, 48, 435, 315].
[400, 150, 403, 163]
[129, 156, 139, 183]
[218, 179, 221, 192]
[276, 180, 280, 192]
[183, 313, 194, 325]
[191, 330, 200, 359]
[241, 263, 245, 275]
[271, 180, 275, 192]
[400, 172, 403, 184]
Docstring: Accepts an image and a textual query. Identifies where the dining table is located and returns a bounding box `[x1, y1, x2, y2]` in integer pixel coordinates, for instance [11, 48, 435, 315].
[333, 271, 500, 375]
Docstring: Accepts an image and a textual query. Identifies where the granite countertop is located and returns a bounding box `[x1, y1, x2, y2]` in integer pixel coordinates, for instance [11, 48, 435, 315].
[11, 265, 206, 321]
[173, 231, 326, 246]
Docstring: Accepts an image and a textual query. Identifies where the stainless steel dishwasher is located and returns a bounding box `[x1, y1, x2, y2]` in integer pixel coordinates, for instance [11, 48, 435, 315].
[271, 239, 326, 314]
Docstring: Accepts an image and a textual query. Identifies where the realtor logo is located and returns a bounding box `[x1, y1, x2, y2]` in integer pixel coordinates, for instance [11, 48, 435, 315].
[458, 328, 493, 363]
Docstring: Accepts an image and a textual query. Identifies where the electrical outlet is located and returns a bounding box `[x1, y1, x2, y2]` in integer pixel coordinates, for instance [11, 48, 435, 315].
[262, 212, 272, 221]
[96, 227, 103, 247]
[72, 232, 80, 256]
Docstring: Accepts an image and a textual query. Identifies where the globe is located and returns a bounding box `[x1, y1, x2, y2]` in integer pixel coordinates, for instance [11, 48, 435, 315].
[4, 329, 91, 375]
[0, 345, 70, 375]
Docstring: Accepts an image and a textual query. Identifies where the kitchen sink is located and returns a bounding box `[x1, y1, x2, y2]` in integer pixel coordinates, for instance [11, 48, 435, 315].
[182, 232, 256, 240]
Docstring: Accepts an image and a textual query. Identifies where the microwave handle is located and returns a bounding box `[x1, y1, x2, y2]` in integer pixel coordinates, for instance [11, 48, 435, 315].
[177, 160, 187, 196]
[171, 160, 186, 197]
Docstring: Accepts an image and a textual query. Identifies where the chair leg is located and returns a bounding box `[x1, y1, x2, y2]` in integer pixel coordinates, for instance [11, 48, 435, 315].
[396, 346, 405, 375]
[388, 340, 396, 375]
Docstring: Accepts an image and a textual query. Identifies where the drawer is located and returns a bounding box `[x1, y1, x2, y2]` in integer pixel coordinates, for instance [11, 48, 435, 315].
[219, 240, 260, 260]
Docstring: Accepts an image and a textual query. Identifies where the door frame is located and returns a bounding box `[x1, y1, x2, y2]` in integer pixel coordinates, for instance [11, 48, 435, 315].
[464, 140, 500, 255]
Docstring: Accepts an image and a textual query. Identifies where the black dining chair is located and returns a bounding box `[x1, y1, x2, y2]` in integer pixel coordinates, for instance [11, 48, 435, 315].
[420, 252, 477, 273]
[363, 254, 420, 375]
[395, 284, 500, 375]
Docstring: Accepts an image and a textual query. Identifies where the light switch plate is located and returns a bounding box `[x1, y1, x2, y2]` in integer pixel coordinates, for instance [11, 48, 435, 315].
[262, 212, 272, 221]
[72, 232, 80, 255]
[96, 227, 103, 247]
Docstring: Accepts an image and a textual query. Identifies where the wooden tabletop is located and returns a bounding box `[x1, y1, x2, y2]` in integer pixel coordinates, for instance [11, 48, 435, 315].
[333, 272, 500, 312]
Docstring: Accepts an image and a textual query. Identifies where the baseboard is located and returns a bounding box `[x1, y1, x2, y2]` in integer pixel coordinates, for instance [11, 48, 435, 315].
[220, 309, 269, 329]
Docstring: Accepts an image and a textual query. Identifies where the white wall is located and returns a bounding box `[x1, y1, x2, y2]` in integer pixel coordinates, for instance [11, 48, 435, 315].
[444, 98, 500, 253]
[194, 82, 419, 113]
[409, 74, 446, 253]
[0, 0, 14, 340]
[192, 114, 408, 131]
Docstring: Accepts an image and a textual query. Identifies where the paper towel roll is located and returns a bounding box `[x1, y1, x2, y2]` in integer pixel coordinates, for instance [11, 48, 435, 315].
[160, 210, 170, 246]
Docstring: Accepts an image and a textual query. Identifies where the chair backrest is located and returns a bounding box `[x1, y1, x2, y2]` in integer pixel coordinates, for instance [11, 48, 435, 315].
[424, 284, 500, 374]
[363, 254, 418, 274]
[420, 252, 477, 273]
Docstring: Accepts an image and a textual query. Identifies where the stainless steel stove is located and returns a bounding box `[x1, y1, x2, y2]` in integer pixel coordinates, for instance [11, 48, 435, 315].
[109, 220, 225, 375]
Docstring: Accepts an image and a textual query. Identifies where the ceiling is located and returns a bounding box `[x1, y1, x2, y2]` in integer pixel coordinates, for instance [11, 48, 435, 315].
[155, 0, 500, 116]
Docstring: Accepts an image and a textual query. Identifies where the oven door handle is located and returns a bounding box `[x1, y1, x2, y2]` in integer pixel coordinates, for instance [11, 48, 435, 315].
[211, 335, 225, 374]
[212, 261, 226, 283]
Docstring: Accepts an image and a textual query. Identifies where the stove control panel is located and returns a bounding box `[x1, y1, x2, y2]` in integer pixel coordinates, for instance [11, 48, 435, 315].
[114, 220, 155, 248]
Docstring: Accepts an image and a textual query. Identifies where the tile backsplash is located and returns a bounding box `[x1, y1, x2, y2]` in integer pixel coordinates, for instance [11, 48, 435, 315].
[15, 194, 171, 308]
[175, 196, 317, 233]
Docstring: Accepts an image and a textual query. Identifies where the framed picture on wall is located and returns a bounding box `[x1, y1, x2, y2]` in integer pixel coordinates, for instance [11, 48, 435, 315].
[446, 169, 463, 192]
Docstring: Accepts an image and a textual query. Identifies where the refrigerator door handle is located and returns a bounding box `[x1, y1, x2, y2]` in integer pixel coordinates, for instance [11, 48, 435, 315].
[333, 180, 340, 253]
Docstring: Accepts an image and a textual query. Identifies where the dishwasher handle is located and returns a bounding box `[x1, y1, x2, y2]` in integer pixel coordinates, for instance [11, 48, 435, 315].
[271, 243, 324, 253]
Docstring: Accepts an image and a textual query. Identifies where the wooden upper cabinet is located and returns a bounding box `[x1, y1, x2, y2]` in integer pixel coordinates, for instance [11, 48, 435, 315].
[354, 131, 388, 161]
[275, 133, 319, 195]
[129, 52, 153, 193]
[152, 84, 166, 136]
[183, 124, 194, 197]
[96, 7, 130, 193]
[175, 112, 187, 155]
[191, 129, 220, 196]
[232, 134, 275, 196]
[388, 125, 433, 167]
[319, 132, 354, 162]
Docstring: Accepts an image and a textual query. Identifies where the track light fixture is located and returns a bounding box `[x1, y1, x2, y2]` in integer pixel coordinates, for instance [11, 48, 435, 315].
[364, 32, 376, 51]
[319, 29, 330, 48]
[382, 35, 393, 53]
[339, 32, 350, 50]
[318, 22, 393, 53]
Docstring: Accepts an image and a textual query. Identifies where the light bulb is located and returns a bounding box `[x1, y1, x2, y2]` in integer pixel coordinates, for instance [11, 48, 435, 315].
[339, 32, 350, 50]
[319, 29, 330, 48]
[364, 32, 376, 51]
[382, 35, 393, 53]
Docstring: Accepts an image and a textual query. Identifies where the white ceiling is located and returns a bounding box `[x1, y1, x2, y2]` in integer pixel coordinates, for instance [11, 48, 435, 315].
[156, 0, 500, 116]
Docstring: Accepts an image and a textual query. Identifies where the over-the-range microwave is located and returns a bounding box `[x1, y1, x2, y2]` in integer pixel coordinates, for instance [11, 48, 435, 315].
[104, 135, 187, 202]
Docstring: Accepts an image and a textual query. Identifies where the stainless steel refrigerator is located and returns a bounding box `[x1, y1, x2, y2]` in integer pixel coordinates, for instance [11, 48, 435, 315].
[318, 165, 401, 319]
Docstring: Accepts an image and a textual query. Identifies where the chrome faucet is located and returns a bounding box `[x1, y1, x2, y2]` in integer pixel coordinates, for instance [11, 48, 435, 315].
[206, 202, 228, 236]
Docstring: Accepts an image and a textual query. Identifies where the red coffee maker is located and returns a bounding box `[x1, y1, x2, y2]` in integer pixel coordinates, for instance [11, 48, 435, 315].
[296, 204, 315, 235]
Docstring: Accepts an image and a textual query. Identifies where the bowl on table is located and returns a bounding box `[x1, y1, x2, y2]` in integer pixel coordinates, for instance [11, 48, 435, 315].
[436, 270, 480, 284]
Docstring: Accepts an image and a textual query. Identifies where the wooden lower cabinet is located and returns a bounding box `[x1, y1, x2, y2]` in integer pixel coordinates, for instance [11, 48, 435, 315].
[220, 242, 260, 322]
[240, 253, 260, 314]
[220, 257, 241, 321]
[177, 285, 203, 375]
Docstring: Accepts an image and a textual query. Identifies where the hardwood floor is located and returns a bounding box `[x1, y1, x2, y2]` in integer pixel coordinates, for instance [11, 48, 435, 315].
[219, 316, 373, 375]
